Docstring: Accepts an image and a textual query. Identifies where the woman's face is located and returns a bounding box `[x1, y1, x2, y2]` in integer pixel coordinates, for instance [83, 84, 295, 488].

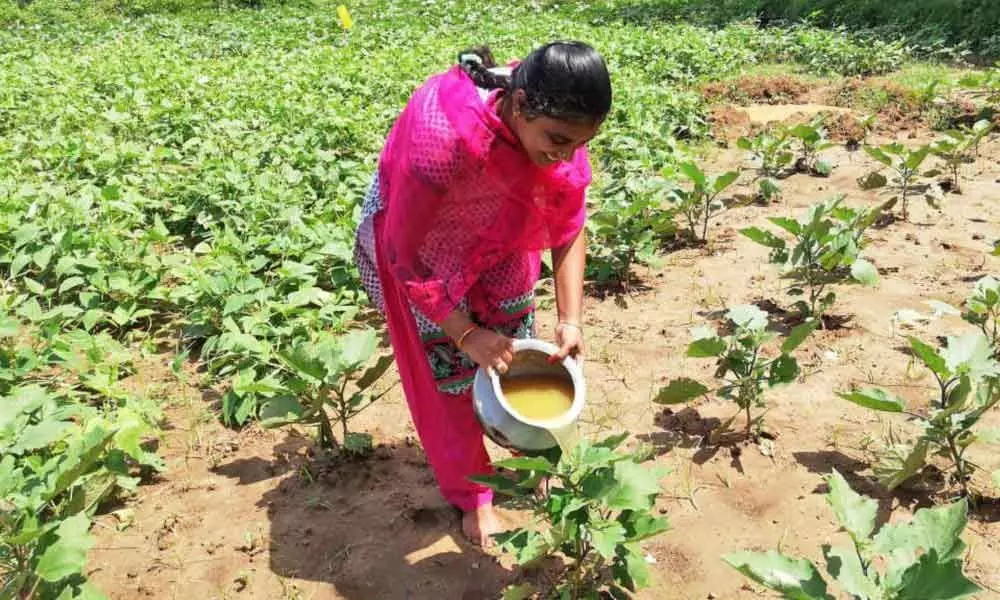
[508, 90, 602, 167]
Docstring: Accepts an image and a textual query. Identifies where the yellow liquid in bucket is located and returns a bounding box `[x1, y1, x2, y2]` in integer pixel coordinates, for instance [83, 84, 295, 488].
[501, 375, 574, 421]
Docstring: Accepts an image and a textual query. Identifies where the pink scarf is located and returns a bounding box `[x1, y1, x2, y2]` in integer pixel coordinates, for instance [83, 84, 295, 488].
[377, 66, 591, 323]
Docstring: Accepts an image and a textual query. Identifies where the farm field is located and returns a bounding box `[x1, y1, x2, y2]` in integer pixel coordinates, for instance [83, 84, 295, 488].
[2, 1, 1000, 599]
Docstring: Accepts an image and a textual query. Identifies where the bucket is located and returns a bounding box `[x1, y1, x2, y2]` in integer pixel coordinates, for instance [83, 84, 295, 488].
[472, 339, 585, 453]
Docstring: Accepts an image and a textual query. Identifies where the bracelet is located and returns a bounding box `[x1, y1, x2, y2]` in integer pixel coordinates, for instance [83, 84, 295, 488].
[557, 321, 583, 332]
[455, 324, 478, 350]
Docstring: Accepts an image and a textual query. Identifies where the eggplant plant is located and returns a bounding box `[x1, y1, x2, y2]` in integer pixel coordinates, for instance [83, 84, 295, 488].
[839, 333, 1000, 496]
[860, 142, 935, 221]
[932, 120, 994, 193]
[789, 117, 834, 176]
[655, 304, 817, 435]
[472, 434, 669, 599]
[740, 196, 880, 322]
[668, 162, 739, 243]
[737, 129, 795, 179]
[963, 275, 1000, 353]
[259, 328, 394, 453]
[726, 470, 982, 600]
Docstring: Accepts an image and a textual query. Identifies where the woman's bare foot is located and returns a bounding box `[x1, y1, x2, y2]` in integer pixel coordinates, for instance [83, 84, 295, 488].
[462, 504, 502, 547]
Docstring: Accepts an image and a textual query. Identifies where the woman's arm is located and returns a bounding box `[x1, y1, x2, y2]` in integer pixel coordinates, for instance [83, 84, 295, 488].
[551, 226, 586, 360]
[440, 309, 514, 373]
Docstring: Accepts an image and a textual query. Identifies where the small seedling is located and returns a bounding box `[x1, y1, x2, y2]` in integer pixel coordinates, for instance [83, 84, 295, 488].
[668, 162, 739, 243]
[932, 119, 994, 193]
[741, 196, 880, 321]
[473, 434, 670, 599]
[839, 333, 1000, 496]
[656, 304, 817, 435]
[789, 116, 834, 176]
[726, 470, 982, 599]
[737, 129, 794, 179]
[860, 142, 936, 221]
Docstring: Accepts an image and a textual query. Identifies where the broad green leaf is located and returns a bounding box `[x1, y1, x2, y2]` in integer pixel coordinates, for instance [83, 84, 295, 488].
[602, 460, 663, 511]
[259, 395, 305, 427]
[904, 146, 931, 170]
[782, 320, 818, 353]
[687, 336, 726, 357]
[728, 304, 768, 332]
[896, 551, 981, 600]
[679, 162, 706, 188]
[741, 226, 785, 249]
[768, 216, 803, 236]
[495, 529, 549, 565]
[344, 432, 373, 454]
[941, 334, 998, 381]
[619, 511, 670, 542]
[713, 170, 740, 194]
[36, 513, 95, 582]
[723, 551, 831, 600]
[655, 378, 709, 404]
[356, 354, 394, 390]
[277, 346, 326, 382]
[58, 276, 86, 294]
[823, 544, 879, 599]
[13, 420, 74, 453]
[494, 456, 555, 473]
[768, 354, 800, 385]
[850, 258, 878, 286]
[588, 520, 627, 559]
[863, 146, 892, 166]
[825, 470, 876, 543]
[873, 500, 969, 564]
[0, 316, 18, 337]
[857, 172, 888, 190]
[875, 439, 929, 490]
[340, 328, 377, 369]
[908, 337, 948, 378]
[612, 545, 651, 591]
[595, 432, 630, 451]
[837, 388, 905, 412]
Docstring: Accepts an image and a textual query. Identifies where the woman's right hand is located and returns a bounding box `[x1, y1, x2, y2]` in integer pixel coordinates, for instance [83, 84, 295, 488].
[462, 328, 514, 374]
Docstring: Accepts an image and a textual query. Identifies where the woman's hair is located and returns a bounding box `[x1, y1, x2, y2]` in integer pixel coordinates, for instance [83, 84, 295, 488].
[458, 41, 612, 123]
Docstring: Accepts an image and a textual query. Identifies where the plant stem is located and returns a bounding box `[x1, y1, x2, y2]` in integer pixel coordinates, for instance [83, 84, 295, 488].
[946, 434, 969, 497]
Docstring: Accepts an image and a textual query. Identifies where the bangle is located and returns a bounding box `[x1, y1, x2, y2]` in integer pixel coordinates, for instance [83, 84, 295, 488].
[557, 321, 582, 332]
[455, 324, 478, 350]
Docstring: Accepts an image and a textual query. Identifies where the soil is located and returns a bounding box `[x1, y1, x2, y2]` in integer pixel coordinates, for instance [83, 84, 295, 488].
[89, 121, 1000, 598]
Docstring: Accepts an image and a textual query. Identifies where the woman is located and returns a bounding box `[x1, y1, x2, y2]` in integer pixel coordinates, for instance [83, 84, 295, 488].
[354, 41, 611, 545]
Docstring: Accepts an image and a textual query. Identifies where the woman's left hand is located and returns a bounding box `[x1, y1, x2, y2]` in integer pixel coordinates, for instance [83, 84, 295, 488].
[551, 322, 584, 364]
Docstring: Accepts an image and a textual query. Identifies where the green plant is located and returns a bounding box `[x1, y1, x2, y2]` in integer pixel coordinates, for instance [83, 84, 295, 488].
[963, 275, 1000, 352]
[668, 162, 739, 243]
[915, 79, 942, 117]
[725, 469, 982, 600]
[789, 117, 834, 176]
[839, 333, 1000, 496]
[259, 328, 394, 453]
[655, 304, 816, 435]
[860, 142, 935, 221]
[741, 196, 880, 321]
[472, 434, 669, 599]
[932, 120, 994, 193]
[586, 175, 675, 289]
[959, 64, 1000, 107]
[737, 129, 795, 179]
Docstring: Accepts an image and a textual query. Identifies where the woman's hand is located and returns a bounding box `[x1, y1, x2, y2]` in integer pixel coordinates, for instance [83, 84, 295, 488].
[551, 322, 584, 364]
[462, 328, 515, 374]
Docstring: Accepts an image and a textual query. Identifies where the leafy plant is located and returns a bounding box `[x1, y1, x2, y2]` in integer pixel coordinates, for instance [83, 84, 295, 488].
[932, 120, 994, 193]
[737, 129, 794, 179]
[472, 434, 669, 599]
[741, 196, 880, 321]
[587, 175, 675, 289]
[860, 142, 935, 221]
[258, 328, 394, 453]
[725, 469, 982, 600]
[655, 304, 816, 435]
[963, 275, 1000, 353]
[839, 333, 1000, 496]
[789, 117, 834, 176]
[668, 162, 739, 243]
